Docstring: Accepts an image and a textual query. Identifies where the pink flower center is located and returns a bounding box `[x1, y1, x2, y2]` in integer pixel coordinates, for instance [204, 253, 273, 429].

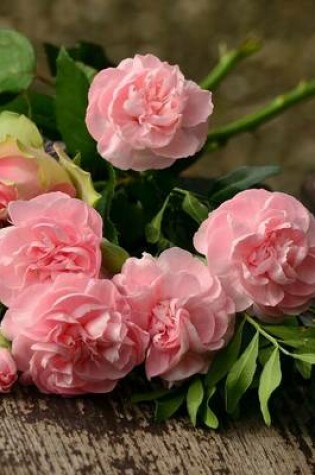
[150, 299, 189, 349]
[24, 224, 98, 282]
[236, 227, 309, 285]
[112, 69, 186, 148]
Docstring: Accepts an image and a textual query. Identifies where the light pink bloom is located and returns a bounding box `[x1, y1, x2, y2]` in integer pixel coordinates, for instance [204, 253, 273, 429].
[0, 138, 75, 220]
[0, 348, 17, 393]
[86, 54, 213, 171]
[114, 248, 235, 383]
[1, 275, 148, 395]
[0, 192, 103, 306]
[194, 189, 315, 318]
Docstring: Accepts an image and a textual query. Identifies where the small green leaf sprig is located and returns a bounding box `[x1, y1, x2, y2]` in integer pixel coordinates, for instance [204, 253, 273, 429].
[132, 312, 315, 428]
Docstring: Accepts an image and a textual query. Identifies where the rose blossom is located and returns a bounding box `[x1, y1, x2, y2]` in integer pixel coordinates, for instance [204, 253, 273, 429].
[1, 275, 148, 395]
[0, 138, 76, 221]
[0, 348, 17, 393]
[0, 192, 103, 306]
[114, 247, 235, 383]
[86, 54, 213, 171]
[194, 189, 315, 318]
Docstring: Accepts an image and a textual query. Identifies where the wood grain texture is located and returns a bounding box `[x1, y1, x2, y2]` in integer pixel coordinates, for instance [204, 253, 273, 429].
[0, 383, 314, 475]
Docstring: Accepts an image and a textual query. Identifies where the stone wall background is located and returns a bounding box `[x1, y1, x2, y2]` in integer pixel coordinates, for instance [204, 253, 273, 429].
[0, 0, 315, 194]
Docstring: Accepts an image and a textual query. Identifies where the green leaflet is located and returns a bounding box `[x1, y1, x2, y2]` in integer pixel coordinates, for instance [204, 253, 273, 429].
[208, 165, 280, 204]
[55, 49, 102, 174]
[0, 30, 35, 94]
[0, 332, 11, 350]
[205, 318, 245, 388]
[155, 392, 186, 422]
[131, 388, 171, 403]
[181, 190, 209, 225]
[290, 353, 315, 364]
[96, 165, 118, 243]
[55, 146, 101, 208]
[263, 325, 315, 352]
[295, 359, 312, 380]
[258, 347, 282, 426]
[145, 194, 170, 244]
[203, 405, 219, 430]
[100, 239, 129, 274]
[225, 331, 259, 414]
[186, 377, 204, 426]
[202, 387, 219, 429]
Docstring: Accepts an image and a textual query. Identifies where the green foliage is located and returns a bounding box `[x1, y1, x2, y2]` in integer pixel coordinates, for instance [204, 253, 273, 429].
[0, 30, 35, 94]
[0, 91, 59, 139]
[155, 392, 186, 422]
[225, 331, 259, 414]
[209, 165, 280, 204]
[186, 377, 204, 426]
[258, 348, 282, 425]
[55, 49, 97, 167]
[205, 319, 245, 388]
[44, 41, 113, 77]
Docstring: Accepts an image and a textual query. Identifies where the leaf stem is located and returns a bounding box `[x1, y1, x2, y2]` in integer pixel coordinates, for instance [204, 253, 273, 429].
[245, 314, 290, 356]
[200, 38, 261, 91]
[205, 80, 315, 151]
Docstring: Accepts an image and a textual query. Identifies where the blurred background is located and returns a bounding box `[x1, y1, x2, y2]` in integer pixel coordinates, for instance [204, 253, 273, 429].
[0, 0, 315, 196]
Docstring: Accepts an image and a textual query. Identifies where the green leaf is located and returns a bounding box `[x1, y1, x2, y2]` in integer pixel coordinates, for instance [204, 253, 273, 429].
[0, 30, 35, 94]
[181, 190, 209, 224]
[290, 353, 315, 364]
[100, 238, 129, 274]
[76, 61, 97, 82]
[45, 41, 113, 77]
[0, 332, 11, 349]
[258, 347, 282, 425]
[225, 331, 259, 414]
[96, 166, 118, 243]
[209, 165, 280, 204]
[263, 325, 315, 352]
[0, 111, 43, 148]
[111, 189, 145, 250]
[295, 359, 312, 379]
[203, 406, 219, 429]
[55, 145, 101, 207]
[55, 48, 99, 171]
[145, 194, 170, 244]
[186, 378, 204, 426]
[202, 386, 219, 429]
[205, 318, 245, 387]
[155, 392, 186, 422]
[131, 388, 171, 403]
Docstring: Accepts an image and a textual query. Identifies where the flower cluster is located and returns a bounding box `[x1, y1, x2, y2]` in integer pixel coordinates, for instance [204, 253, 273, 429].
[0, 45, 314, 430]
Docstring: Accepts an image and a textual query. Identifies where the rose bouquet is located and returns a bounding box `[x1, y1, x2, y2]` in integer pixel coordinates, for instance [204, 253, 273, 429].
[0, 29, 315, 428]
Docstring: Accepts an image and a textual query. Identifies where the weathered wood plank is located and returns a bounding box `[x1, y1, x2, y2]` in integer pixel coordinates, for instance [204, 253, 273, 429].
[0, 383, 314, 475]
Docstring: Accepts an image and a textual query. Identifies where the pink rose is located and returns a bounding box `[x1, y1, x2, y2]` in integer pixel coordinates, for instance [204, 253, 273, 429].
[194, 189, 315, 318]
[1, 275, 148, 395]
[114, 248, 234, 383]
[0, 138, 76, 221]
[0, 192, 103, 306]
[86, 54, 213, 171]
[0, 348, 17, 393]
